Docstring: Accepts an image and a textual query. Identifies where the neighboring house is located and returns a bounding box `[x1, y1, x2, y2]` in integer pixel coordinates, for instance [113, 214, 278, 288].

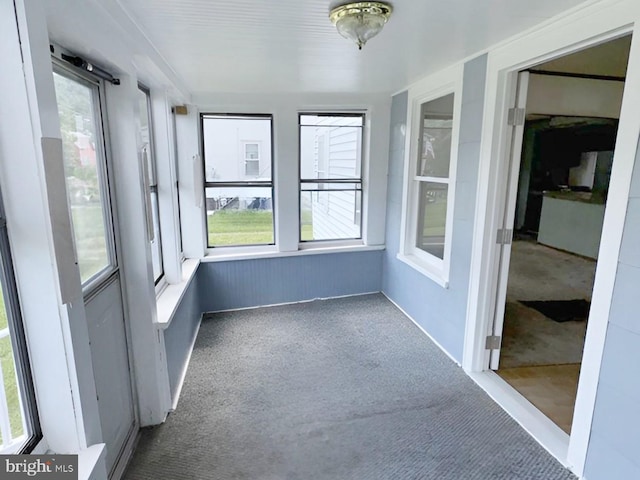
[203, 117, 272, 212]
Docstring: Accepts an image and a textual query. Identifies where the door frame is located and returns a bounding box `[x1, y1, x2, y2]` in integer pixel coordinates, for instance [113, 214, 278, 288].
[486, 71, 529, 371]
[51, 55, 140, 475]
[462, 1, 640, 476]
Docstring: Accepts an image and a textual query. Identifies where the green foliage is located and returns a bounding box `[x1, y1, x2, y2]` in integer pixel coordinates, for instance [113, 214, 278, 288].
[300, 208, 313, 241]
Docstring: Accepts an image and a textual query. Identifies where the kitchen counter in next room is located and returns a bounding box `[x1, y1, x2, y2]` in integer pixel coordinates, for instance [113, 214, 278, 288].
[537, 191, 605, 259]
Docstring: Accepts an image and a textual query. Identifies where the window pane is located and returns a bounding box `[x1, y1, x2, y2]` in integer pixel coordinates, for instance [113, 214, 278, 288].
[245, 160, 259, 177]
[301, 190, 362, 241]
[206, 187, 273, 246]
[150, 192, 163, 282]
[417, 93, 454, 178]
[203, 116, 271, 182]
[0, 283, 25, 446]
[416, 182, 448, 259]
[300, 125, 362, 181]
[244, 143, 259, 159]
[137, 89, 155, 185]
[53, 72, 111, 284]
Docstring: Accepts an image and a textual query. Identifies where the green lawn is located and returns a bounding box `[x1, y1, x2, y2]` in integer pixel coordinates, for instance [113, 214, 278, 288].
[300, 207, 313, 241]
[421, 201, 447, 237]
[208, 210, 274, 246]
[208, 210, 313, 245]
[0, 290, 24, 444]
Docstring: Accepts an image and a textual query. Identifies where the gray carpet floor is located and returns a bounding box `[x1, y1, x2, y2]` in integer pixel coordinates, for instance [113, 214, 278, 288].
[124, 294, 576, 480]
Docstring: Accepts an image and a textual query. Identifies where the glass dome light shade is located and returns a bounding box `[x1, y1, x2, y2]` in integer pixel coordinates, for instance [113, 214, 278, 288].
[330, 2, 393, 50]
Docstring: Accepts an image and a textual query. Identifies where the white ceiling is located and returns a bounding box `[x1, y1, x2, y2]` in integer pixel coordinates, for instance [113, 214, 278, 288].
[102, 0, 591, 95]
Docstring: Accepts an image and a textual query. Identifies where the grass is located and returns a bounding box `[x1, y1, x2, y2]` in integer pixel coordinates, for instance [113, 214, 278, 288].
[421, 202, 447, 237]
[0, 290, 24, 444]
[207, 210, 314, 245]
[300, 207, 313, 241]
[208, 210, 274, 246]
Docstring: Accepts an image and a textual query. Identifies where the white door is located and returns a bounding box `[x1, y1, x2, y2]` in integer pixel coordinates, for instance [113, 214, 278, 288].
[52, 65, 136, 475]
[488, 72, 530, 370]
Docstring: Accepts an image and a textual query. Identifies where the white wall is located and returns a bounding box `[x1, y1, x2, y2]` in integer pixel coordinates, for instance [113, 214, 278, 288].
[526, 73, 624, 118]
[0, 1, 190, 477]
[0, 0, 101, 458]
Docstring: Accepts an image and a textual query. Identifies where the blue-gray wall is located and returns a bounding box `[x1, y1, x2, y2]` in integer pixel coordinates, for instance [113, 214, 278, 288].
[584, 138, 640, 479]
[163, 273, 202, 403]
[199, 250, 383, 312]
[382, 55, 487, 362]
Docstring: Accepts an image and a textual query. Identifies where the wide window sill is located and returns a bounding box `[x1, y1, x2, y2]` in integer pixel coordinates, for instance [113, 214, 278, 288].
[155, 258, 200, 329]
[203, 243, 384, 263]
[397, 252, 449, 288]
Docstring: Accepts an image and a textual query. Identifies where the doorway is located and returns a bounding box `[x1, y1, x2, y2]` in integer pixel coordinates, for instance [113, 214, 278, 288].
[52, 63, 137, 475]
[489, 35, 632, 434]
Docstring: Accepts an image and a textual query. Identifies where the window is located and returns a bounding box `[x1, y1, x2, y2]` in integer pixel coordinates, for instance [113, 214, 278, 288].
[202, 114, 274, 247]
[243, 143, 260, 177]
[137, 86, 164, 284]
[415, 94, 454, 259]
[299, 113, 364, 242]
[400, 79, 460, 287]
[171, 109, 184, 256]
[0, 193, 40, 453]
[53, 69, 116, 289]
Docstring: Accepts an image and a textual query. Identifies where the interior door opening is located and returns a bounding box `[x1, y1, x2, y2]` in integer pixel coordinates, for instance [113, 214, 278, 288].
[490, 34, 632, 434]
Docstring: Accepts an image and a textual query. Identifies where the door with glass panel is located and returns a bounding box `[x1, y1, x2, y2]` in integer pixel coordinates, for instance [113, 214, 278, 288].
[52, 65, 136, 474]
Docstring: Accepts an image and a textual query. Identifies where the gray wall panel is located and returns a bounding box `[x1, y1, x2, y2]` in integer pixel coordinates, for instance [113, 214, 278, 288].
[199, 251, 383, 312]
[382, 55, 488, 362]
[585, 131, 640, 479]
[584, 432, 640, 480]
[163, 273, 202, 403]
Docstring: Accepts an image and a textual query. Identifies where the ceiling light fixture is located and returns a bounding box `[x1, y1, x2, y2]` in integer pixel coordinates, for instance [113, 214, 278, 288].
[329, 2, 393, 50]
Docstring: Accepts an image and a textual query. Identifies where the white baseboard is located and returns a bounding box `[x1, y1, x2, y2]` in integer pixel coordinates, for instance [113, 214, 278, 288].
[171, 314, 203, 412]
[206, 291, 382, 314]
[468, 370, 571, 469]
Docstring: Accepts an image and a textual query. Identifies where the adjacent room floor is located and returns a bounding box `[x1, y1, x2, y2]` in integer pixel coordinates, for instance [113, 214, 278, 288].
[125, 294, 575, 479]
[498, 240, 595, 434]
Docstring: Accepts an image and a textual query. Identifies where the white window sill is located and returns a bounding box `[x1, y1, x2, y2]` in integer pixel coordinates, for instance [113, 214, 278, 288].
[155, 258, 200, 329]
[202, 243, 384, 263]
[78, 444, 106, 480]
[396, 252, 449, 288]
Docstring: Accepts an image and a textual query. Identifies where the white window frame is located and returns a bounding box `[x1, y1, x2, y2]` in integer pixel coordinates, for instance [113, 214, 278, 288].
[138, 84, 166, 292]
[398, 65, 463, 288]
[201, 113, 275, 249]
[298, 112, 365, 244]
